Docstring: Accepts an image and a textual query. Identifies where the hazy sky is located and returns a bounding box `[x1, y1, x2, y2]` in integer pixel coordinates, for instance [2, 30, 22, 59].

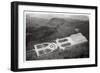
[26, 11, 89, 21]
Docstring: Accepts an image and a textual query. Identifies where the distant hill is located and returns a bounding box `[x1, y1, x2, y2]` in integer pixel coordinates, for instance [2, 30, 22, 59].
[26, 16, 89, 28]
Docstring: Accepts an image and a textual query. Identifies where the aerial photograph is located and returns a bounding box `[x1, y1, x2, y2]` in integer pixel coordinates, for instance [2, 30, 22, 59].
[25, 11, 89, 61]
